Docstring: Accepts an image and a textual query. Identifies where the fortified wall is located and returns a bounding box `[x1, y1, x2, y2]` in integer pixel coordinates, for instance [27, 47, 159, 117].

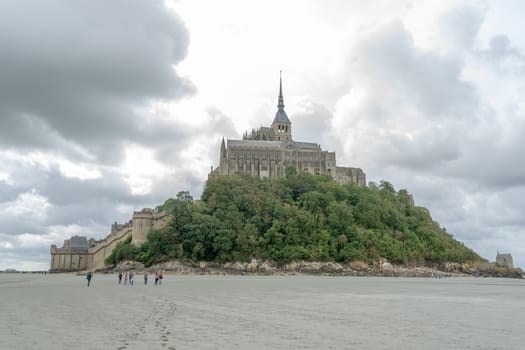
[50, 208, 170, 272]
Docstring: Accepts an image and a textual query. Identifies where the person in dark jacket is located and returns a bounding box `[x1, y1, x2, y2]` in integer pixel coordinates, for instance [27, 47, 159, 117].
[86, 271, 93, 287]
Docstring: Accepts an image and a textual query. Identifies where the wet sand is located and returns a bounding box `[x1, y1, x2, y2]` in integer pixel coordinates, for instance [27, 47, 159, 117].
[1, 273, 524, 349]
[1, 273, 176, 349]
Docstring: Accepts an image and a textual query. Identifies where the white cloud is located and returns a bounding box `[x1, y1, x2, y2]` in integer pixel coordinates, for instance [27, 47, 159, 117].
[3, 191, 50, 219]
[16, 233, 55, 249]
[58, 160, 102, 180]
[0, 241, 13, 249]
[122, 145, 170, 195]
[0, 171, 11, 185]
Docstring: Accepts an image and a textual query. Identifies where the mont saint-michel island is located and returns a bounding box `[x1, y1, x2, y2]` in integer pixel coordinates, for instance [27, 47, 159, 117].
[50, 78, 522, 278]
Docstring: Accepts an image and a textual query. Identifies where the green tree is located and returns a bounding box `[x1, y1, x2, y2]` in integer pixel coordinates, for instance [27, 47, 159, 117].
[107, 172, 484, 267]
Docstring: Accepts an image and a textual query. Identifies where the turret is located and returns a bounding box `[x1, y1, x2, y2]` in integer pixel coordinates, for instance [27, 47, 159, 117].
[219, 137, 227, 175]
[131, 208, 154, 246]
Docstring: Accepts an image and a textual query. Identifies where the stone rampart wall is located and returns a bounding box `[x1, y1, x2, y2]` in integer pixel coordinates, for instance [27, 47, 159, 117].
[50, 210, 171, 272]
[89, 226, 133, 271]
[49, 249, 89, 272]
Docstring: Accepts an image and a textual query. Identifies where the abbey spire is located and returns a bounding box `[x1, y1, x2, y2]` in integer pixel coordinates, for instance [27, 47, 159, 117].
[277, 71, 285, 110]
[273, 71, 291, 124]
[271, 71, 292, 141]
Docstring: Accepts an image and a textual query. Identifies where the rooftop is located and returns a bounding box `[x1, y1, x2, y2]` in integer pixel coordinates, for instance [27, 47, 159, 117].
[228, 139, 282, 149]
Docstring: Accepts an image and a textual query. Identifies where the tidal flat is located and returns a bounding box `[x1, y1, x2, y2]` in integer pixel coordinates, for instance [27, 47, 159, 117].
[1, 274, 524, 349]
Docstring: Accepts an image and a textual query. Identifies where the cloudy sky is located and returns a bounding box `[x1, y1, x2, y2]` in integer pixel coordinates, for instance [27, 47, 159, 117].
[1, 0, 524, 270]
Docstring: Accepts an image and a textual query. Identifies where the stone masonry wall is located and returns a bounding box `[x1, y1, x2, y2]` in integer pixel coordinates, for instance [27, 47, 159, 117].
[50, 209, 171, 272]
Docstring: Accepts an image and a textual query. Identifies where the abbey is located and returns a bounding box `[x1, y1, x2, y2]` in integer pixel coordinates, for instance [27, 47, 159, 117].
[210, 75, 366, 186]
[50, 77, 366, 272]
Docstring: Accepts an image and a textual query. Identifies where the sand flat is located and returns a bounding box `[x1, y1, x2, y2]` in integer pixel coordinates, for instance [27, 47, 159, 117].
[1, 273, 525, 349]
[1, 273, 175, 350]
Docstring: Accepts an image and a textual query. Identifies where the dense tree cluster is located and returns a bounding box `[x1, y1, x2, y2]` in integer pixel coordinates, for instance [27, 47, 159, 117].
[106, 171, 482, 267]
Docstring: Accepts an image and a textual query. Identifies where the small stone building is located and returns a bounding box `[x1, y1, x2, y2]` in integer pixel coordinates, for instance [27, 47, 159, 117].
[496, 252, 513, 268]
[50, 236, 90, 272]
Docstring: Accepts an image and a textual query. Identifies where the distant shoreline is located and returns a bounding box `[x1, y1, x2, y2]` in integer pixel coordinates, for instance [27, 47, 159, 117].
[0, 270, 49, 274]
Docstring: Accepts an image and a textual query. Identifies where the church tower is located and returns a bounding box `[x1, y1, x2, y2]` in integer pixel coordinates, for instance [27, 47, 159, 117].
[271, 72, 292, 142]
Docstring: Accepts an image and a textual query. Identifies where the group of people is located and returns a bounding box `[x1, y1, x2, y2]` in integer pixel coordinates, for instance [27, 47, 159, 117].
[85, 271, 165, 287]
[117, 272, 163, 285]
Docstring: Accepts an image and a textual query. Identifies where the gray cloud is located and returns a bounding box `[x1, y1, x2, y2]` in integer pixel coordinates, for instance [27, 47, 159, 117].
[381, 131, 460, 170]
[0, 161, 153, 236]
[330, 21, 476, 174]
[0, 0, 193, 163]
[150, 170, 206, 204]
[40, 168, 146, 208]
[151, 107, 237, 186]
[0, 0, 204, 270]
[292, 99, 332, 146]
[205, 107, 239, 138]
[356, 20, 479, 120]
[0, 180, 19, 203]
[0, 244, 51, 270]
[438, 5, 484, 50]
[477, 35, 525, 75]
[330, 16, 525, 267]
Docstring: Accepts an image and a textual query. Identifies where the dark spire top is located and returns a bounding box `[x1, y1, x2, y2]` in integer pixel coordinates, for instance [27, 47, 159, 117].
[278, 71, 285, 109]
[273, 71, 291, 124]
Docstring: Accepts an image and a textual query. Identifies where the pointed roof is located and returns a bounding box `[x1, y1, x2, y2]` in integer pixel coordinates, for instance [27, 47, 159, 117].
[273, 71, 291, 124]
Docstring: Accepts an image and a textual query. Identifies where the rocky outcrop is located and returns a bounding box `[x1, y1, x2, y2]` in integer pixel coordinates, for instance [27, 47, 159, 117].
[108, 259, 523, 278]
[438, 261, 523, 278]
[114, 260, 145, 271]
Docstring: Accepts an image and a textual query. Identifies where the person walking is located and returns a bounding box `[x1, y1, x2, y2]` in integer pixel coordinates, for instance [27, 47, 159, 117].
[129, 273, 134, 286]
[158, 272, 163, 285]
[86, 271, 93, 287]
[118, 272, 123, 284]
[154, 272, 159, 285]
[144, 273, 148, 285]
[124, 273, 128, 285]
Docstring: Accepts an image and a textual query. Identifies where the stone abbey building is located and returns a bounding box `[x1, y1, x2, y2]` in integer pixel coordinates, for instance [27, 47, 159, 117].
[210, 76, 366, 186]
